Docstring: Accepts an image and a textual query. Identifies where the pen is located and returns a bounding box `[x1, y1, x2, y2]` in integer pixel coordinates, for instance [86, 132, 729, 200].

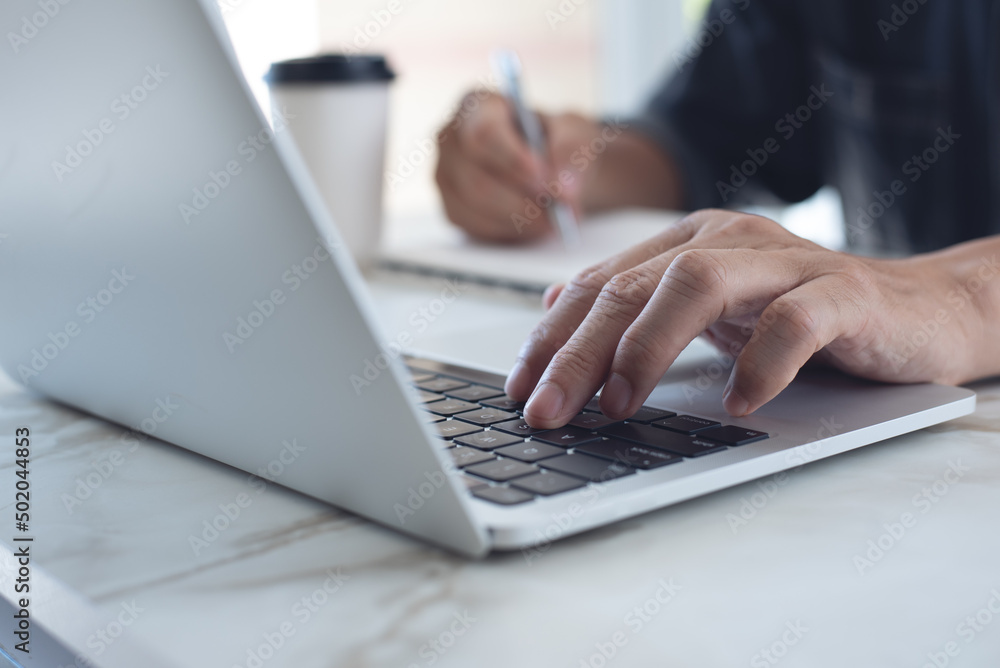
[491, 49, 582, 249]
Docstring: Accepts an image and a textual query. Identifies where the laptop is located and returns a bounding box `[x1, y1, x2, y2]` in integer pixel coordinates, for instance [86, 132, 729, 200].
[0, 0, 975, 558]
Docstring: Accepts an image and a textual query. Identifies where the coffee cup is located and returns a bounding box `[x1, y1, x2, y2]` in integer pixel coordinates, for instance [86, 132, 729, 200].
[266, 54, 395, 269]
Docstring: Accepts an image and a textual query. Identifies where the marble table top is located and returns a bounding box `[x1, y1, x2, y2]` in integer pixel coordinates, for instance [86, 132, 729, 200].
[1, 272, 999, 668]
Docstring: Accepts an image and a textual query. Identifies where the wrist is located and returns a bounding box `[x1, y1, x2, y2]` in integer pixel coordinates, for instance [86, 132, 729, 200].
[913, 244, 1000, 383]
[577, 125, 685, 214]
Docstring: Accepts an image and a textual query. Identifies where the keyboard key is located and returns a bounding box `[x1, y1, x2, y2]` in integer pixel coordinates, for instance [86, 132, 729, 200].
[454, 407, 519, 426]
[473, 485, 534, 505]
[495, 441, 564, 463]
[413, 390, 446, 404]
[570, 412, 621, 430]
[435, 421, 483, 440]
[576, 439, 683, 470]
[461, 474, 488, 490]
[424, 413, 445, 423]
[532, 426, 602, 448]
[600, 422, 725, 457]
[628, 406, 677, 423]
[446, 384, 506, 402]
[674, 438, 730, 458]
[480, 395, 527, 412]
[448, 446, 496, 468]
[511, 471, 586, 496]
[425, 398, 481, 416]
[492, 418, 550, 437]
[699, 425, 770, 446]
[409, 372, 436, 383]
[416, 377, 470, 393]
[600, 422, 686, 449]
[539, 453, 636, 482]
[455, 431, 524, 451]
[653, 414, 720, 434]
[465, 458, 539, 482]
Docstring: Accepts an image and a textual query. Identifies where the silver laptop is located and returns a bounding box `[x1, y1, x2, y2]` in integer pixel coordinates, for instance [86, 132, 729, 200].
[0, 0, 975, 557]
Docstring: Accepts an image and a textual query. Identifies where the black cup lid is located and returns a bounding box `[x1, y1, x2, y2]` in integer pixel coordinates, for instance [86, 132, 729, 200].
[266, 54, 395, 84]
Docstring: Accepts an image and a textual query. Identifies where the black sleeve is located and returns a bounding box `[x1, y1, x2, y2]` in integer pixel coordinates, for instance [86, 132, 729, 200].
[630, 0, 825, 209]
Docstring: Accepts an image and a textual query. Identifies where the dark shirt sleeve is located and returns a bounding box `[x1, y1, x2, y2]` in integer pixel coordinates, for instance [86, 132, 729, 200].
[631, 0, 824, 210]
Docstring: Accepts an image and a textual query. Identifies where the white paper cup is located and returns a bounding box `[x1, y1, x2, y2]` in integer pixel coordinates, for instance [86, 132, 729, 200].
[266, 55, 395, 269]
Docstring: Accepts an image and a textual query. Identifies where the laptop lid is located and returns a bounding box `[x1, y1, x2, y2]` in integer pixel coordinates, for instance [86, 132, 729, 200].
[0, 0, 489, 556]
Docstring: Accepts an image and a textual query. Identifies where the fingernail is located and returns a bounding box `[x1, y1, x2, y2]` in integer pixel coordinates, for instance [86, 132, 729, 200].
[526, 382, 565, 422]
[601, 373, 632, 416]
[505, 361, 529, 398]
[724, 387, 750, 417]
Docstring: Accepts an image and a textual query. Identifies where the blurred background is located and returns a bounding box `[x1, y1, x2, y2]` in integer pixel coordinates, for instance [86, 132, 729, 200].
[219, 0, 843, 247]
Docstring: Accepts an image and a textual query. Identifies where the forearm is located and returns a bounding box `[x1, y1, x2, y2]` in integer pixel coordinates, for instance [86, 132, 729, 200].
[579, 129, 686, 214]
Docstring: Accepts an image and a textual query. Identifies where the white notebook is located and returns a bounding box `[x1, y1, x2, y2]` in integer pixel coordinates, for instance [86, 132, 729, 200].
[378, 209, 684, 294]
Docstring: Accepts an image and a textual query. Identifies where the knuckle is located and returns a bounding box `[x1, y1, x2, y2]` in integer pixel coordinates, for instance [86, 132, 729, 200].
[468, 120, 499, 149]
[566, 264, 613, 300]
[769, 298, 822, 344]
[723, 213, 772, 236]
[667, 250, 726, 299]
[835, 259, 877, 297]
[550, 342, 602, 380]
[674, 212, 704, 236]
[525, 320, 576, 358]
[617, 327, 665, 369]
[597, 270, 659, 311]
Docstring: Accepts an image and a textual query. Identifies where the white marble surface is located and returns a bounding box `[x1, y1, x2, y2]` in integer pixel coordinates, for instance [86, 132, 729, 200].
[2, 272, 1000, 668]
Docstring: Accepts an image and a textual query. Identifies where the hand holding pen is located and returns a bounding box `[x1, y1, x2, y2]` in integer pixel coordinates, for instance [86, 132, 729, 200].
[434, 54, 602, 245]
[491, 49, 581, 249]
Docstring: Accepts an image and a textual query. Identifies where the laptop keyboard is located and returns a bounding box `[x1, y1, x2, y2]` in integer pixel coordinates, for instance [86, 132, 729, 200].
[408, 366, 769, 506]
